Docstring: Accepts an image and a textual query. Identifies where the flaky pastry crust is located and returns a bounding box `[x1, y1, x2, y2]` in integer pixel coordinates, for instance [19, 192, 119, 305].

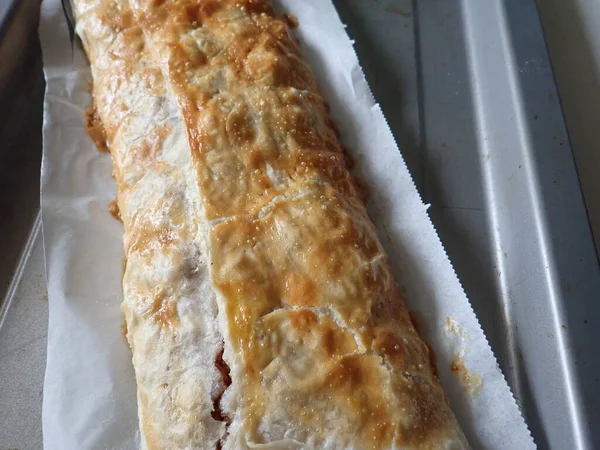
[73, 0, 470, 448]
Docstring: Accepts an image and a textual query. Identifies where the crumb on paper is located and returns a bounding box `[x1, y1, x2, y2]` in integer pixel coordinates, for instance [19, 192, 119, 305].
[450, 354, 482, 394]
[445, 316, 467, 338]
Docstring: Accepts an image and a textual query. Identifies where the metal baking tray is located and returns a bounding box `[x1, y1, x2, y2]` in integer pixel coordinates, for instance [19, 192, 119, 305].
[1, 0, 599, 448]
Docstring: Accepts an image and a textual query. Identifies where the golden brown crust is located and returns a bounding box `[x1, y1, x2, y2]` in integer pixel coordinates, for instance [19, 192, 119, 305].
[74, 0, 469, 448]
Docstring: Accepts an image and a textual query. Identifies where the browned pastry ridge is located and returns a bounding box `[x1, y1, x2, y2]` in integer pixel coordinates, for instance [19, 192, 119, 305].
[73, 0, 470, 449]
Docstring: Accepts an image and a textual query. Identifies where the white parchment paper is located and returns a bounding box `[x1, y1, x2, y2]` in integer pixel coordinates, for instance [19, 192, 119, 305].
[39, 0, 536, 448]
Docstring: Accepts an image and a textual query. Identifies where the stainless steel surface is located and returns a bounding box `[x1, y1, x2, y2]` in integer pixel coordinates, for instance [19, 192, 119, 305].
[0, 0, 41, 126]
[0, 0, 47, 448]
[425, 1, 600, 448]
[536, 0, 600, 259]
[1, 0, 599, 449]
[0, 223, 47, 450]
[336, 0, 600, 448]
[0, 0, 43, 314]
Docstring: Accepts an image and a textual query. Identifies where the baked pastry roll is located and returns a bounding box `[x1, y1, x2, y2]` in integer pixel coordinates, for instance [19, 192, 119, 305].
[72, 0, 470, 448]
